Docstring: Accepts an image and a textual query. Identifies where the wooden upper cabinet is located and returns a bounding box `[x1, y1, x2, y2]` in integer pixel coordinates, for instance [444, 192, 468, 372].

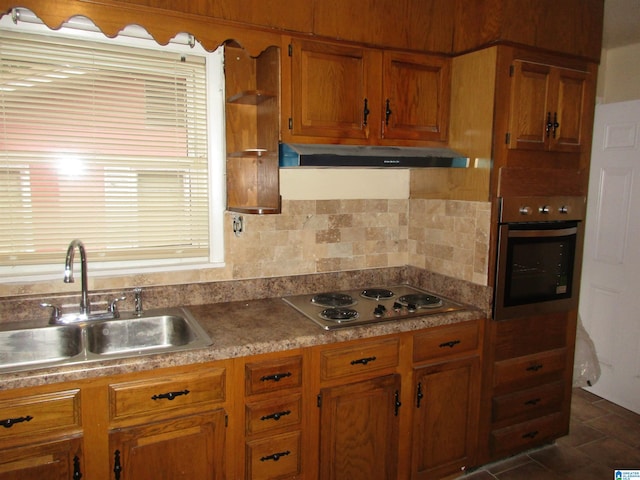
[225, 45, 281, 214]
[382, 51, 450, 142]
[287, 39, 378, 142]
[313, 0, 454, 53]
[454, 0, 604, 61]
[112, 0, 312, 33]
[507, 60, 591, 153]
[284, 38, 450, 146]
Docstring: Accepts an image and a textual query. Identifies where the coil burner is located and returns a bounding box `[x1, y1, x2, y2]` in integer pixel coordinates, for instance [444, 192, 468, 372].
[360, 288, 394, 300]
[311, 292, 356, 308]
[319, 308, 359, 323]
[397, 294, 443, 312]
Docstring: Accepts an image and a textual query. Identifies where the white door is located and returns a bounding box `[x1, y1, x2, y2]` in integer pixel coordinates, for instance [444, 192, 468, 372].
[579, 99, 640, 414]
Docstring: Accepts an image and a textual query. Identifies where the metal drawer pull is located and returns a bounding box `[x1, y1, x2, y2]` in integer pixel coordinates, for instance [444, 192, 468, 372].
[261, 410, 292, 421]
[1, 415, 33, 428]
[439, 339, 461, 348]
[351, 356, 377, 365]
[526, 364, 544, 372]
[151, 389, 190, 401]
[524, 398, 542, 406]
[522, 430, 539, 439]
[260, 372, 292, 382]
[260, 450, 291, 462]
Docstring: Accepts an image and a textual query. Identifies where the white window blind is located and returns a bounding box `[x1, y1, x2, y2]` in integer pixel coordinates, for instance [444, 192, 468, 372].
[0, 29, 212, 270]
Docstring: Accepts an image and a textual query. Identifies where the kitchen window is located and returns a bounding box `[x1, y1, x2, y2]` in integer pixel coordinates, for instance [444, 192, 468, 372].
[0, 11, 225, 280]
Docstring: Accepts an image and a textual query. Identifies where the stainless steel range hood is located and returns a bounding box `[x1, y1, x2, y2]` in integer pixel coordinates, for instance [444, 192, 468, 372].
[279, 143, 469, 168]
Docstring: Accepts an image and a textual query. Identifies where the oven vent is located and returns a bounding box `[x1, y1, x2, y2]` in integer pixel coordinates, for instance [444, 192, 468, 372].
[279, 143, 470, 168]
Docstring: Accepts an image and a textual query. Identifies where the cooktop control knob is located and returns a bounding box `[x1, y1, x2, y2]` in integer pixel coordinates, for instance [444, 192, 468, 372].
[539, 205, 550, 214]
[373, 304, 386, 318]
[559, 205, 569, 214]
[519, 206, 532, 215]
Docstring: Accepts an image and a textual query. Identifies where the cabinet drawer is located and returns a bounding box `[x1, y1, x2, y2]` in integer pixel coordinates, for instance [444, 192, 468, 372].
[109, 367, 226, 422]
[0, 390, 81, 442]
[320, 337, 400, 382]
[245, 356, 302, 396]
[413, 320, 479, 363]
[492, 381, 565, 423]
[493, 348, 566, 390]
[490, 412, 565, 456]
[246, 430, 301, 480]
[246, 394, 302, 436]
[494, 312, 568, 360]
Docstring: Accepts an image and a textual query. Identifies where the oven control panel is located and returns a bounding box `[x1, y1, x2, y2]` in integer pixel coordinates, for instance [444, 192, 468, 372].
[499, 196, 586, 223]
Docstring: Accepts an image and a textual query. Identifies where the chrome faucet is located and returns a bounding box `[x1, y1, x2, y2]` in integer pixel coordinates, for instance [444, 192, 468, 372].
[63, 239, 90, 315]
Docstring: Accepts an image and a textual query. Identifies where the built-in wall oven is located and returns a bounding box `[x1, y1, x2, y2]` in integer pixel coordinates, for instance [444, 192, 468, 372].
[494, 196, 586, 320]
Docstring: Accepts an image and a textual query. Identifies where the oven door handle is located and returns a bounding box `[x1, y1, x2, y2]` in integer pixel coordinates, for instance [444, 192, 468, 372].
[508, 226, 577, 238]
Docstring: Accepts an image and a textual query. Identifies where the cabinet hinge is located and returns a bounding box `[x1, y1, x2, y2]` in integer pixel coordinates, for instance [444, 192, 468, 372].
[288, 44, 293, 57]
[317, 394, 322, 408]
[288, 117, 293, 130]
[505, 132, 511, 145]
[509, 64, 515, 77]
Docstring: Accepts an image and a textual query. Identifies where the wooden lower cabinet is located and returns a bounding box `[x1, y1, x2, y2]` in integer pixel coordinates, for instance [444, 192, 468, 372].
[0, 437, 83, 480]
[0, 386, 84, 480]
[411, 357, 480, 479]
[318, 374, 401, 480]
[109, 409, 226, 480]
[238, 351, 305, 479]
[1, 319, 487, 480]
[479, 312, 576, 463]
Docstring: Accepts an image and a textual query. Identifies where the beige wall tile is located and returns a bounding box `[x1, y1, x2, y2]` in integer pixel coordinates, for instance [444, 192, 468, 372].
[1, 198, 491, 297]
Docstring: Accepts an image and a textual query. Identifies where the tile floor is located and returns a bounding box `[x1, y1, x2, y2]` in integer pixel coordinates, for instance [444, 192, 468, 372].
[462, 388, 640, 479]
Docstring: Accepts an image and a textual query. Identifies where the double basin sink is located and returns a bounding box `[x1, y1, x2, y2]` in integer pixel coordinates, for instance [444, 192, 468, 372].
[0, 307, 212, 373]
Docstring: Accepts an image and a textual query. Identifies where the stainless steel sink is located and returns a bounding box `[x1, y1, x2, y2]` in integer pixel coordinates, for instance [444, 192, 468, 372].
[0, 325, 83, 370]
[86, 309, 211, 356]
[0, 307, 212, 372]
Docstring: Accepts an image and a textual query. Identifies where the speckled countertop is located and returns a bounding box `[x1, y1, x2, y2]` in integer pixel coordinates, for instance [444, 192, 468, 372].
[0, 267, 491, 390]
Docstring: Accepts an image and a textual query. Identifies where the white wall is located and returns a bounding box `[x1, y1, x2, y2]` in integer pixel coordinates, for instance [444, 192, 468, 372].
[598, 43, 640, 104]
[280, 168, 410, 200]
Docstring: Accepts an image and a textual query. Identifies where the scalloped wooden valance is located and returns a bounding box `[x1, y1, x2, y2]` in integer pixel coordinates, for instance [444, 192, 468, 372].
[0, 0, 283, 56]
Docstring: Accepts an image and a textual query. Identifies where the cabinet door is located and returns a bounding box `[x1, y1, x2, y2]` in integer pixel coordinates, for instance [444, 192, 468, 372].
[381, 52, 450, 142]
[0, 437, 82, 480]
[507, 61, 552, 151]
[552, 67, 589, 152]
[288, 39, 379, 141]
[412, 357, 480, 479]
[109, 409, 225, 480]
[507, 60, 590, 153]
[318, 374, 400, 480]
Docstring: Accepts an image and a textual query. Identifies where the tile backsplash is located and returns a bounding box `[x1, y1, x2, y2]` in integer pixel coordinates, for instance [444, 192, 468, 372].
[0, 198, 491, 298]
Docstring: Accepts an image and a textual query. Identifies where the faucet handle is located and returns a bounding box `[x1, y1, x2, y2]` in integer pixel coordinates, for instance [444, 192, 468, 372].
[41, 303, 61, 324]
[108, 296, 126, 318]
